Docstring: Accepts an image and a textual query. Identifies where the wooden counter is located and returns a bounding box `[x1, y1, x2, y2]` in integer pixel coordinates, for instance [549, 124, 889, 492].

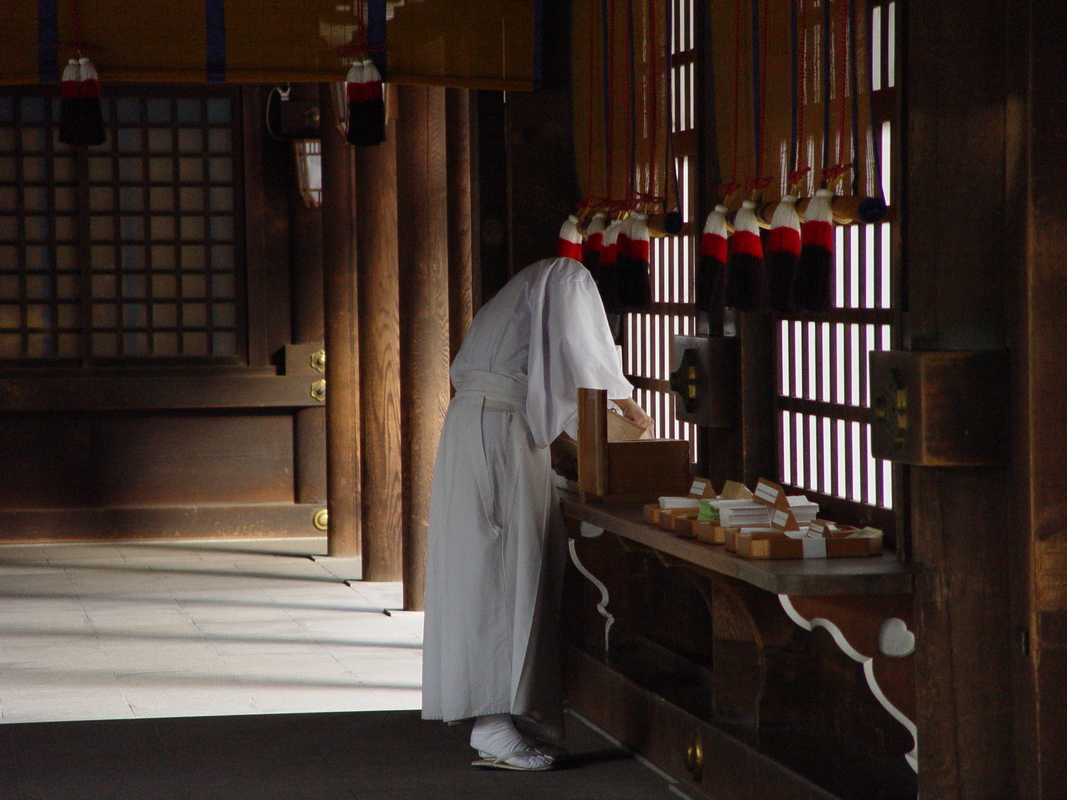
[560, 493, 914, 596]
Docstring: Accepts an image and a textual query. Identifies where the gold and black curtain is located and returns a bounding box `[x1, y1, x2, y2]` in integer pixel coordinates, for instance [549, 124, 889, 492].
[0, 0, 539, 89]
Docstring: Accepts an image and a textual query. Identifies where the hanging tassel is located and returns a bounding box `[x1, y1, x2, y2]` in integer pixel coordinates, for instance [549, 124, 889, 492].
[59, 57, 105, 147]
[726, 200, 765, 310]
[767, 194, 802, 312]
[696, 205, 729, 313]
[557, 214, 584, 260]
[345, 59, 386, 146]
[58, 59, 81, 145]
[617, 213, 651, 311]
[792, 188, 835, 312]
[582, 212, 608, 286]
[598, 219, 624, 314]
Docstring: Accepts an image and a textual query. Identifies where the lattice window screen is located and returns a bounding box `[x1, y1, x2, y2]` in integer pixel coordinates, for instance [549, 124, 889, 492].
[776, 0, 897, 515]
[0, 90, 243, 360]
[623, 0, 698, 457]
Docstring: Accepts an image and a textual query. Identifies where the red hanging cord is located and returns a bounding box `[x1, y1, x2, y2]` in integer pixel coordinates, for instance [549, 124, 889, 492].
[585, 0, 598, 209]
[823, 0, 852, 188]
[731, 0, 742, 186]
[789, 0, 809, 191]
[647, 0, 658, 209]
[607, 0, 617, 205]
[756, 0, 769, 186]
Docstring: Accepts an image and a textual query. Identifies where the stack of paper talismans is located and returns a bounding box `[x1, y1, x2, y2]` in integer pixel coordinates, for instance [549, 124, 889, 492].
[786, 495, 820, 526]
[716, 499, 774, 527]
[730, 478, 883, 559]
[687, 480, 762, 544]
[643, 477, 717, 532]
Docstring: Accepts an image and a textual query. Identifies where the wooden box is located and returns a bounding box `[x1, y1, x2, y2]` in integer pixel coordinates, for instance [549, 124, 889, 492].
[735, 531, 884, 559]
[577, 388, 691, 502]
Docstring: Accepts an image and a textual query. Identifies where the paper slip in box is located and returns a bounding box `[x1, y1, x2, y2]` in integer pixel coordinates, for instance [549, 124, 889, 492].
[807, 519, 884, 539]
[787, 496, 820, 526]
[659, 507, 700, 533]
[717, 502, 773, 527]
[643, 478, 717, 533]
[692, 520, 740, 545]
[724, 527, 776, 551]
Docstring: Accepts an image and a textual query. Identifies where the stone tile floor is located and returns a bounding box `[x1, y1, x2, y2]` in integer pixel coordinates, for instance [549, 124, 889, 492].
[0, 537, 693, 800]
[0, 537, 420, 723]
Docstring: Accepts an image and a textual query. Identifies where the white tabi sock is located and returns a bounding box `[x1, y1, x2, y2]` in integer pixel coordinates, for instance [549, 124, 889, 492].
[469, 714, 555, 769]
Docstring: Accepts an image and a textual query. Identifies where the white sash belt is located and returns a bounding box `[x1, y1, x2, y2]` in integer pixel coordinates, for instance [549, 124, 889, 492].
[453, 370, 527, 413]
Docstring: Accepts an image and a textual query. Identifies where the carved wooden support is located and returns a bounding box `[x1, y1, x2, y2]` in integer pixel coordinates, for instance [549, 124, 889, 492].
[567, 522, 616, 653]
[781, 593, 918, 771]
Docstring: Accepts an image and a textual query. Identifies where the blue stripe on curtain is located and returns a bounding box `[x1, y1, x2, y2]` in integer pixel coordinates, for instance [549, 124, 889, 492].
[368, 0, 387, 80]
[38, 0, 59, 82]
[205, 0, 226, 82]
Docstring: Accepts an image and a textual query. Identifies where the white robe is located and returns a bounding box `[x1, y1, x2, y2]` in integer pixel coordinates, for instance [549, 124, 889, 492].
[421, 258, 633, 737]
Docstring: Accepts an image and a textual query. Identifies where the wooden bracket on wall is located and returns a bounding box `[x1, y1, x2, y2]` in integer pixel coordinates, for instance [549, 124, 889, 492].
[869, 349, 1009, 466]
[780, 593, 918, 772]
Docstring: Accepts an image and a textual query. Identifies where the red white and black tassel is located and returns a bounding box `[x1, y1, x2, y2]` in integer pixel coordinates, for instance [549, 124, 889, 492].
[597, 218, 624, 314]
[791, 188, 835, 312]
[618, 212, 651, 311]
[696, 204, 729, 313]
[725, 200, 765, 311]
[345, 59, 385, 146]
[59, 57, 105, 147]
[582, 212, 608, 286]
[557, 214, 584, 261]
[767, 194, 801, 312]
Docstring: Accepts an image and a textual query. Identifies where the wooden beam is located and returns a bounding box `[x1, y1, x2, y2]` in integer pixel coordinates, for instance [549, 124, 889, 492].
[319, 84, 361, 558]
[0, 372, 327, 410]
[354, 108, 403, 581]
[396, 84, 451, 607]
[0, 504, 325, 543]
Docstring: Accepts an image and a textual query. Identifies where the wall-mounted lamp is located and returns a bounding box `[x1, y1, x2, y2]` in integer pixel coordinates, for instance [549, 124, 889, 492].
[293, 139, 322, 208]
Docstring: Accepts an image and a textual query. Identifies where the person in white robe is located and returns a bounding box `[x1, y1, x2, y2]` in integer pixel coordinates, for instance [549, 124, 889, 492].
[421, 257, 653, 771]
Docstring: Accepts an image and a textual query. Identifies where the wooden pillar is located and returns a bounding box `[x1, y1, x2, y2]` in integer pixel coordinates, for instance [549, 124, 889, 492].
[396, 85, 451, 610]
[354, 101, 403, 582]
[319, 84, 361, 557]
[290, 85, 327, 506]
[1018, 3, 1067, 796]
[902, 3, 1018, 797]
[445, 88, 474, 357]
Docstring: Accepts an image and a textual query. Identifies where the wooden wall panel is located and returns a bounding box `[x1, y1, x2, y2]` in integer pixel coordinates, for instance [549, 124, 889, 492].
[0, 412, 294, 507]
